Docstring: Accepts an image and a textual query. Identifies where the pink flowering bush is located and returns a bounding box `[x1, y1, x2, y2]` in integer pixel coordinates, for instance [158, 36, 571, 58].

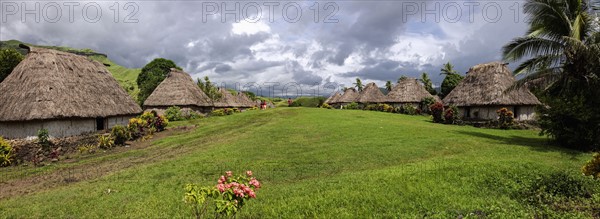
[184, 170, 261, 218]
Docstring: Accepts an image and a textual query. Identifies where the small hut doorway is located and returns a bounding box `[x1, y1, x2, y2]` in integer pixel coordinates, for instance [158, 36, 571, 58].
[96, 117, 105, 130]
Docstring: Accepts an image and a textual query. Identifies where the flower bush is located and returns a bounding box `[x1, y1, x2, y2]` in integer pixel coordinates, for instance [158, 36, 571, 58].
[110, 125, 130, 145]
[0, 136, 14, 167]
[430, 102, 445, 123]
[444, 105, 460, 124]
[420, 97, 436, 114]
[582, 153, 600, 179]
[97, 135, 115, 149]
[496, 108, 515, 129]
[185, 171, 261, 218]
[127, 111, 169, 141]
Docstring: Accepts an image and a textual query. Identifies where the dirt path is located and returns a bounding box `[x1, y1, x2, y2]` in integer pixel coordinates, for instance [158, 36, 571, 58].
[0, 126, 201, 200]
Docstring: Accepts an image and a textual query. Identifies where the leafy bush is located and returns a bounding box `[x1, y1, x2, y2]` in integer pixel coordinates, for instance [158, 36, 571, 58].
[0, 48, 24, 83]
[320, 103, 333, 109]
[185, 171, 261, 218]
[110, 125, 130, 145]
[582, 153, 600, 179]
[430, 102, 444, 123]
[420, 97, 436, 114]
[97, 135, 115, 149]
[165, 106, 183, 121]
[0, 136, 14, 167]
[38, 129, 50, 150]
[496, 108, 515, 129]
[127, 112, 168, 141]
[211, 109, 226, 116]
[187, 112, 202, 120]
[77, 144, 97, 154]
[344, 102, 360, 110]
[444, 105, 460, 124]
[399, 104, 418, 115]
[364, 104, 378, 111]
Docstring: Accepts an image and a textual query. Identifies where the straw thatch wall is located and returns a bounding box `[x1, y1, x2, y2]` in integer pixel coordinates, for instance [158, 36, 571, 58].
[325, 92, 342, 105]
[331, 88, 359, 108]
[0, 46, 141, 138]
[213, 88, 245, 108]
[442, 62, 541, 121]
[236, 93, 256, 108]
[386, 78, 436, 107]
[143, 68, 213, 114]
[356, 83, 386, 104]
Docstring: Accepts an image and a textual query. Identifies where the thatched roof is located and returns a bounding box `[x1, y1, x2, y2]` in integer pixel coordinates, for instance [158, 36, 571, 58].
[0, 46, 142, 122]
[325, 91, 342, 104]
[213, 88, 244, 108]
[356, 82, 387, 103]
[144, 68, 212, 107]
[337, 88, 359, 103]
[386, 78, 435, 103]
[236, 92, 256, 107]
[443, 62, 541, 106]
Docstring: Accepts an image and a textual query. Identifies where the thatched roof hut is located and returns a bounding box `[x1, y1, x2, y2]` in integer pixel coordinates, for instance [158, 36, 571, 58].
[386, 78, 436, 104]
[325, 91, 342, 104]
[337, 88, 359, 103]
[236, 92, 256, 108]
[143, 68, 212, 109]
[213, 88, 244, 108]
[356, 82, 386, 103]
[443, 62, 541, 106]
[0, 46, 142, 138]
[442, 61, 541, 121]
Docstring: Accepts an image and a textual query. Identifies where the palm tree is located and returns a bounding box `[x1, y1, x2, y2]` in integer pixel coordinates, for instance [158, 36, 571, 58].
[397, 75, 408, 83]
[502, 0, 600, 150]
[440, 62, 457, 75]
[385, 81, 393, 92]
[420, 72, 437, 95]
[502, 0, 597, 91]
[353, 78, 363, 92]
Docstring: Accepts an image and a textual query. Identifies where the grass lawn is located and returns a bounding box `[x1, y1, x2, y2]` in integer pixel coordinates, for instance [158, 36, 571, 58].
[0, 108, 597, 218]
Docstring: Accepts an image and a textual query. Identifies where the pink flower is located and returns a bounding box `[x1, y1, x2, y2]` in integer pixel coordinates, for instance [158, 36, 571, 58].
[246, 170, 253, 177]
[217, 183, 226, 192]
[243, 186, 252, 194]
[249, 178, 261, 189]
[248, 190, 256, 198]
[219, 175, 226, 182]
[226, 171, 233, 177]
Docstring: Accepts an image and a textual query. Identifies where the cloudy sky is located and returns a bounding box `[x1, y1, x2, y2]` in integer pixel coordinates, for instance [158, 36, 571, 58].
[0, 0, 528, 97]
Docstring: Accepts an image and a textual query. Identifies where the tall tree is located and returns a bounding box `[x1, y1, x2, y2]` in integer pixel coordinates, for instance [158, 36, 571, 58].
[420, 72, 437, 95]
[353, 78, 363, 91]
[137, 58, 181, 105]
[197, 76, 222, 100]
[503, 0, 600, 150]
[0, 49, 24, 83]
[439, 62, 463, 98]
[385, 80, 393, 92]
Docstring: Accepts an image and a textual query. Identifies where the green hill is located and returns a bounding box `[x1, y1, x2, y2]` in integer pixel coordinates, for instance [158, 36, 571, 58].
[0, 40, 140, 102]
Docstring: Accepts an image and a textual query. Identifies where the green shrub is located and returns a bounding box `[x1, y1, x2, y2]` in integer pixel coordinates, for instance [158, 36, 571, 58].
[582, 153, 600, 179]
[430, 102, 444, 123]
[344, 102, 360, 110]
[187, 112, 202, 120]
[110, 125, 130, 145]
[97, 135, 115, 149]
[211, 109, 226, 116]
[364, 104, 378, 111]
[320, 103, 333, 109]
[37, 128, 50, 148]
[420, 97, 436, 114]
[0, 136, 14, 167]
[165, 106, 183, 121]
[77, 144, 97, 154]
[400, 104, 418, 115]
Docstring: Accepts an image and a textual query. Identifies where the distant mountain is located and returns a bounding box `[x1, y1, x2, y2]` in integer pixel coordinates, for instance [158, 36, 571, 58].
[0, 40, 141, 102]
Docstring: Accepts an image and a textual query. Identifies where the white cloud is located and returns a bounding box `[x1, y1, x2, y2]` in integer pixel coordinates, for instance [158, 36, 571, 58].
[231, 20, 271, 35]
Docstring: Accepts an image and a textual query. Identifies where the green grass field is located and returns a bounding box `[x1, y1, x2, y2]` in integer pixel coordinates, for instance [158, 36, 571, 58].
[0, 108, 597, 218]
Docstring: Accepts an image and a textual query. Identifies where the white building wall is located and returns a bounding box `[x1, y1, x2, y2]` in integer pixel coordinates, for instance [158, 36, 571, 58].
[0, 115, 138, 139]
[458, 105, 537, 121]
